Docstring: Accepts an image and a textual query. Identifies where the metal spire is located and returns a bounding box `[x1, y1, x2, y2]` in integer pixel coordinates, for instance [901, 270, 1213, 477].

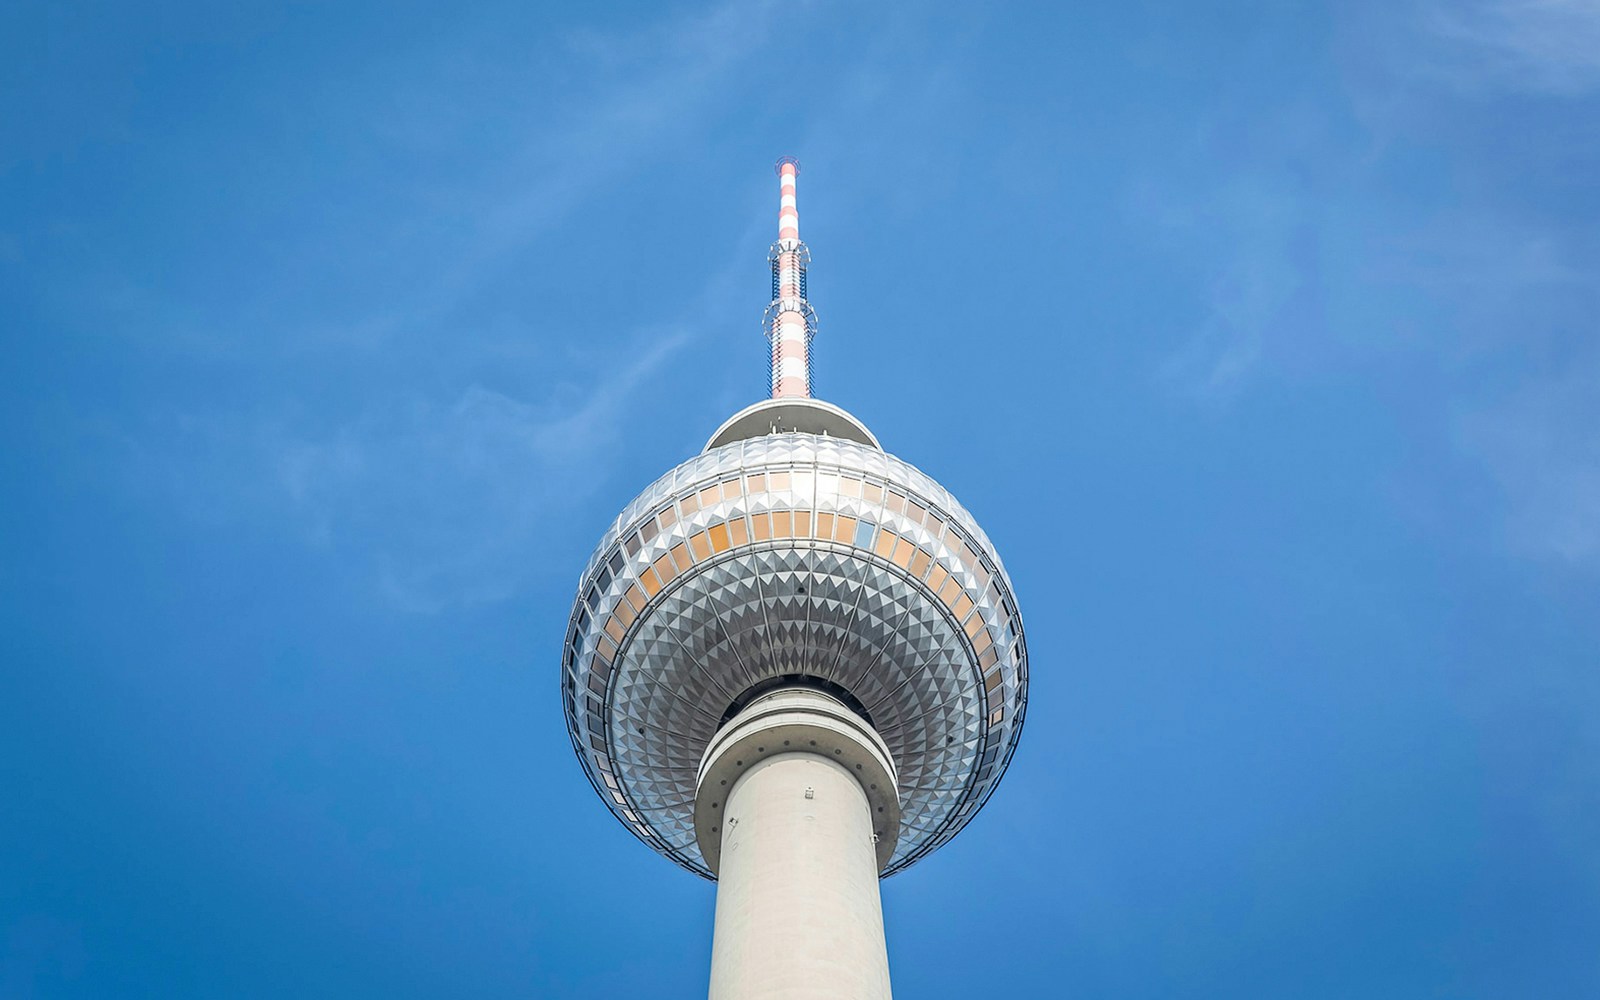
[765, 157, 816, 398]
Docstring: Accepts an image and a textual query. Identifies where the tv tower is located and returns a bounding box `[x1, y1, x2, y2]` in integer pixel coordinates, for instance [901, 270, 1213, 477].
[561, 159, 1029, 998]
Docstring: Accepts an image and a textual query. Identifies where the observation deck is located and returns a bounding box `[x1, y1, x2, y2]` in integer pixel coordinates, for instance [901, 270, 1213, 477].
[560, 402, 1029, 878]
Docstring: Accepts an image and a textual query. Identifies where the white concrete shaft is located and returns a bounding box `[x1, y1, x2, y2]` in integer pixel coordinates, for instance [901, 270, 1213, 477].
[708, 750, 892, 1000]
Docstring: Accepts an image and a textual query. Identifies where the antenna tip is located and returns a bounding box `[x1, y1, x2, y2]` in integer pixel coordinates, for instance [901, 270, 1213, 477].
[774, 156, 801, 176]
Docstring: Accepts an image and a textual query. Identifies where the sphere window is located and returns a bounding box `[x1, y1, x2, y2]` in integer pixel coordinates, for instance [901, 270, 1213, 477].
[853, 519, 876, 549]
[689, 532, 713, 561]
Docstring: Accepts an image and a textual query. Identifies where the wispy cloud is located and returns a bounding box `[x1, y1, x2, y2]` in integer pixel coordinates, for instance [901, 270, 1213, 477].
[1144, 177, 1313, 401]
[272, 331, 689, 612]
[130, 328, 689, 614]
[92, 0, 808, 610]
[1426, 0, 1600, 94]
[1458, 357, 1600, 565]
[1145, 174, 1600, 569]
[1135, 6, 1600, 571]
[397, 0, 794, 323]
[40, 0, 795, 360]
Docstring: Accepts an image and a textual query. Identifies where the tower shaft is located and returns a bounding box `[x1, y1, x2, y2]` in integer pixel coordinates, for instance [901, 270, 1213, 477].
[697, 688, 899, 1000]
[709, 754, 891, 1000]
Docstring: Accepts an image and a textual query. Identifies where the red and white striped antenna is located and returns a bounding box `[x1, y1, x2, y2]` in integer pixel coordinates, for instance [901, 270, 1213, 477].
[765, 157, 817, 398]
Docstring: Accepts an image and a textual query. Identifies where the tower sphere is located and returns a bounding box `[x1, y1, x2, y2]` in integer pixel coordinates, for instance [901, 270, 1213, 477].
[561, 397, 1030, 877]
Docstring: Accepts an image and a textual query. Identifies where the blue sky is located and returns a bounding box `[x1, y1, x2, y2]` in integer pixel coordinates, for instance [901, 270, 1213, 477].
[3, 1, 1598, 996]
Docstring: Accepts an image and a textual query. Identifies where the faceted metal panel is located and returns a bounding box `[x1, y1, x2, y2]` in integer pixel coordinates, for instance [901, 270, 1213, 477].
[561, 433, 1029, 878]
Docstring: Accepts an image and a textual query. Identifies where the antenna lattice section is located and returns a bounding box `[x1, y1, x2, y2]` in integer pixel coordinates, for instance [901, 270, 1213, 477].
[766, 239, 816, 397]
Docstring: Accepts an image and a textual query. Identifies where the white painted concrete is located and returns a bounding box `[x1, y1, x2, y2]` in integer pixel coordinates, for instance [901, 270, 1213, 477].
[708, 753, 892, 1000]
[699, 690, 896, 1000]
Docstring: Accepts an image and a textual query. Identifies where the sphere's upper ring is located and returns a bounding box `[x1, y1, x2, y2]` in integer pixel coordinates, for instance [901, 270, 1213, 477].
[705, 397, 880, 451]
[561, 431, 1028, 879]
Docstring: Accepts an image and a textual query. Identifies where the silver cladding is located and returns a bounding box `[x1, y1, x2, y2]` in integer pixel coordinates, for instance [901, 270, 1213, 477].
[561, 434, 1028, 878]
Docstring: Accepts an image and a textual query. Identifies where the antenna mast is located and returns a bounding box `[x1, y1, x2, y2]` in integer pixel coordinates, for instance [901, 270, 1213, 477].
[765, 157, 816, 398]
